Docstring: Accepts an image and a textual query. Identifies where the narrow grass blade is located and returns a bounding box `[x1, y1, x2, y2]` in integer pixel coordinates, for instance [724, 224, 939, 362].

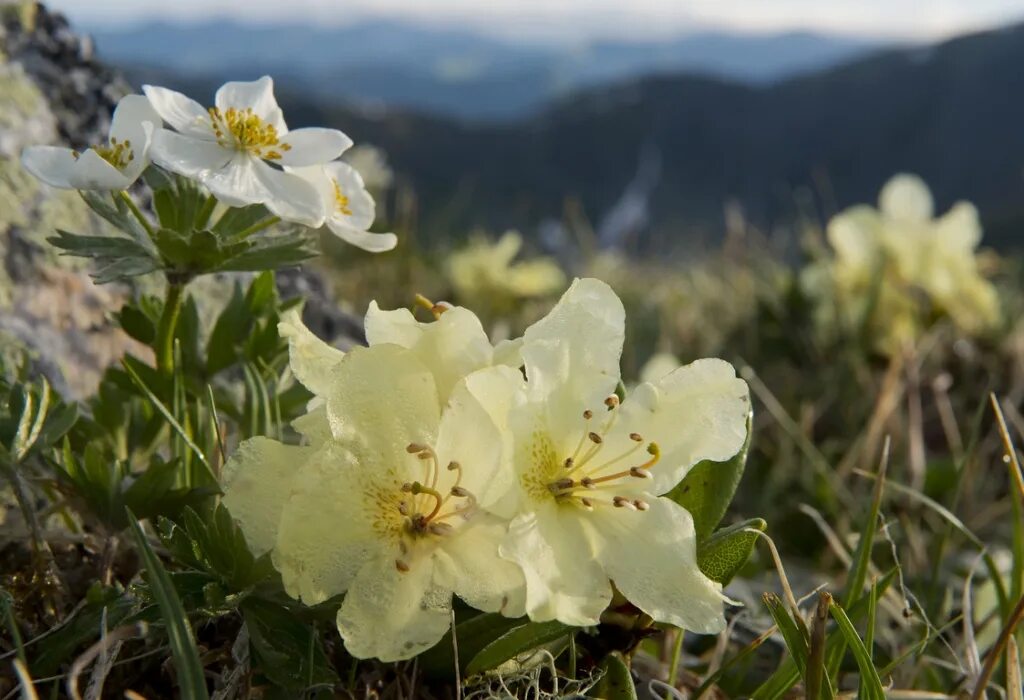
[827, 596, 884, 700]
[762, 593, 808, 677]
[126, 509, 209, 700]
[805, 592, 832, 700]
[859, 578, 879, 699]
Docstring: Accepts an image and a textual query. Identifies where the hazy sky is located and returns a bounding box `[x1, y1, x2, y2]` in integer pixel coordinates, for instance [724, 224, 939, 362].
[49, 0, 1024, 41]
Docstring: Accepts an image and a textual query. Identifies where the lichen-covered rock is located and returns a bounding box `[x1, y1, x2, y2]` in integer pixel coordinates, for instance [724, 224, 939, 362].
[0, 2, 142, 398]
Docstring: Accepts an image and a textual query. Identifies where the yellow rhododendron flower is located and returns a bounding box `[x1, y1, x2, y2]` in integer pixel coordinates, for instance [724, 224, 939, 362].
[813, 174, 1000, 351]
[473, 278, 751, 630]
[447, 231, 565, 309]
[223, 340, 526, 661]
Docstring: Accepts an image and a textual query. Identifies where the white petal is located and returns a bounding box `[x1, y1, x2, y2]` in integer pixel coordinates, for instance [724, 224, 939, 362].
[21, 146, 78, 189]
[327, 223, 397, 253]
[935, 202, 982, 252]
[142, 85, 213, 138]
[277, 127, 353, 166]
[68, 150, 133, 190]
[336, 555, 452, 661]
[827, 205, 882, 270]
[290, 403, 332, 446]
[273, 441, 393, 604]
[522, 277, 625, 405]
[109, 94, 161, 153]
[594, 497, 727, 633]
[639, 352, 681, 384]
[364, 301, 421, 347]
[325, 160, 376, 229]
[201, 152, 265, 205]
[500, 505, 611, 626]
[252, 160, 326, 227]
[434, 366, 525, 511]
[324, 344, 440, 464]
[215, 76, 285, 133]
[364, 303, 495, 405]
[278, 308, 345, 396]
[618, 358, 750, 495]
[493, 337, 524, 368]
[433, 514, 526, 618]
[879, 173, 934, 223]
[221, 436, 309, 557]
[149, 129, 231, 179]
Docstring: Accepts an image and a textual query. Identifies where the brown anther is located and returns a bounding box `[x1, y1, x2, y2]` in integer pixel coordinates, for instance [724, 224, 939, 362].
[580, 498, 594, 510]
[629, 467, 653, 479]
[629, 432, 643, 442]
[634, 499, 650, 511]
[447, 461, 460, 471]
[398, 502, 409, 516]
[401, 482, 413, 492]
[583, 409, 593, 420]
[564, 457, 574, 468]
[406, 443, 427, 453]
[395, 559, 410, 573]
[604, 395, 620, 408]
[612, 496, 637, 510]
[552, 478, 575, 491]
[580, 477, 595, 489]
[417, 452, 433, 460]
[588, 432, 603, 444]
[450, 486, 470, 498]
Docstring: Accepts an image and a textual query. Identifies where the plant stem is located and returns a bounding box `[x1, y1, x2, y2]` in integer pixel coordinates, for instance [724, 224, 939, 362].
[156, 279, 185, 378]
[666, 627, 685, 697]
[118, 190, 155, 239]
[233, 215, 281, 240]
[195, 195, 218, 230]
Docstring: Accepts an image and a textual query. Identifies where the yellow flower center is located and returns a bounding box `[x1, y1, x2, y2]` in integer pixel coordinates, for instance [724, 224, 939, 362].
[524, 394, 660, 513]
[391, 442, 478, 573]
[91, 137, 134, 170]
[208, 106, 293, 160]
[333, 179, 353, 216]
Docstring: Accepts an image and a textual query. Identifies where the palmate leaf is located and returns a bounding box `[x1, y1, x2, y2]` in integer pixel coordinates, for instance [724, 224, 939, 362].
[213, 231, 319, 272]
[49, 229, 161, 283]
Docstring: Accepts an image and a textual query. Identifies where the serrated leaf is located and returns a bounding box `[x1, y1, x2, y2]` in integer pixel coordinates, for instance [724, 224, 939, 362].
[49, 230, 153, 259]
[588, 652, 637, 699]
[465, 620, 571, 677]
[213, 203, 270, 236]
[127, 509, 210, 700]
[666, 417, 751, 540]
[698, 518, 766, 584]
[242, 598, 338, 691]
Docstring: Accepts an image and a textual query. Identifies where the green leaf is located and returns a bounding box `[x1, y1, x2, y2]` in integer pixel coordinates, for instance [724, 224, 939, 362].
[828, 597, 885, 700]
[213, 203, 270, 236]
[761, 593, 809, 678]
[667, 417, 751, 540]
[117, 304, 157, 345]
[588, 652, 637, 699]
[697, 518, 766, 584]
[213, 233, 318, 272]
[242, 598, 338, 691]
[419, 612, 528, 677]
[127, 509, 210, 700]
[465, 620, 571, 677]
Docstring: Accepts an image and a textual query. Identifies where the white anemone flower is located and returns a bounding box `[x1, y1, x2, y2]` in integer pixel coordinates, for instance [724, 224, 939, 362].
[222, 343, 526, 661]
[142, 76, 352, 227]
[289, 161, 397, 253]
[473, 278, 750, 631]
[21, 94, 160, 190]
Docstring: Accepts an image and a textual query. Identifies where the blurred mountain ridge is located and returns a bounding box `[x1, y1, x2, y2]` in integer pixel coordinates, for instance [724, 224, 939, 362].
[87, 18, 881, 120]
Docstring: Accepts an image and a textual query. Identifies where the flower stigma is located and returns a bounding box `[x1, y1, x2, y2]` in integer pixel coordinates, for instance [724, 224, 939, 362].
[391, 443, 478, 573]
[208, 106, 292, 160]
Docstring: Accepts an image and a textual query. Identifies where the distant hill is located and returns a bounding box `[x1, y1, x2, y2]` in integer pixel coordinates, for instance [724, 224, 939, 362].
[104, 22, 1024, 253]
[87, 19, 879, 120]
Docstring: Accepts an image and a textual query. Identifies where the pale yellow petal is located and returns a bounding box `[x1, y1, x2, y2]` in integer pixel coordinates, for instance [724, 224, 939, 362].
[278, 308, 344, 397]
[222, 436, 310, 558]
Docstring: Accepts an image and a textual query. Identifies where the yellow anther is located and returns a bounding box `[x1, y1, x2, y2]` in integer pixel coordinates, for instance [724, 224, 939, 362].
[208, 105, 286, 158]
[332, 179, 354, 216]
